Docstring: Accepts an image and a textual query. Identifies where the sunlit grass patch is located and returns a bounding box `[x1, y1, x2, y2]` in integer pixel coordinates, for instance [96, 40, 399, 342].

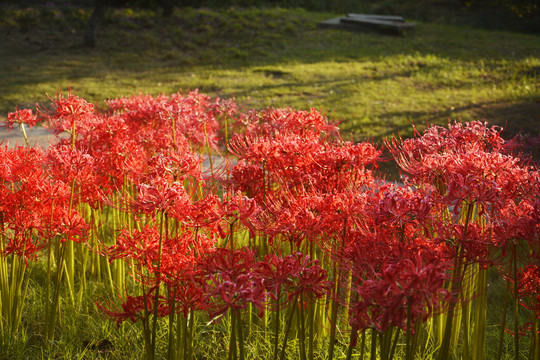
[0, 4, 538, 143]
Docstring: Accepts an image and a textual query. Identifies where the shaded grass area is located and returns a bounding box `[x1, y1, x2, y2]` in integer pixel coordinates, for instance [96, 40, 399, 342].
[0, 2, 539, 144]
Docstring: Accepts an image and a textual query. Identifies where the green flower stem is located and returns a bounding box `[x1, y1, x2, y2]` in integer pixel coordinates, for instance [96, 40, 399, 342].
[370, 328, 377, 360]
[439, 202, 474, 360]
[63, 118, 78, 306]
[461, 265, 474, 360]
[280, 293, 299, 360]
[531, 318, 539, 360]
[472, 266, 488, 360]
[181, 313, 189, 360]
[406, 300, 413, 360]
[236, 310, 245, 360]
[0, 217, 31, 346]
[308, 300, 315, 360]
[176, 312, 183, 360]
[512, 243, 519, 360]
[380, 328, 395, 360]
[389, 327, 401, 360]
[229, 310, 238, 360]
[46, 238, 68, 343]
[142, 316, 153, 360]
[272, 299, 280, 360]
[298, 295, 307, 360]
[19, 123, 29, 147]
[187, 309, 195, 360]
[151, 211, 166, 358]
[497, 277, 511, 360]
[359, 330, 366, 360]
[345, 329, 357, 360]
[439, 249, 464, 360]
[167, 286, 177, 360]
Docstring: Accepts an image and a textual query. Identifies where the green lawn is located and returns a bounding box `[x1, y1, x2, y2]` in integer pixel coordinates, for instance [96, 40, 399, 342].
[0, 3, 539, 143]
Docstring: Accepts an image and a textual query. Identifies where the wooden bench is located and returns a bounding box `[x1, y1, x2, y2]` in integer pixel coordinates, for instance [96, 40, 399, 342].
[318, 13, 417, 36]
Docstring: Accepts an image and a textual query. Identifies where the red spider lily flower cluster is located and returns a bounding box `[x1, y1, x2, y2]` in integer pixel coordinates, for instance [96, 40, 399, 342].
[387, 120, 540, 348]
[0, 145, 88, 262]
[3, 92, 540, 359]
[200, 247, 265, 319]
[4, 108, 39, 129]
[517, 264, 540, 320]
[229, 108, 380, 201]
[347, 241, 449, 333]
[256, 252, 331, 307]
[340, 184, 450, 333]
[98, 289, 169, 326]
[200, 248, 330, 320]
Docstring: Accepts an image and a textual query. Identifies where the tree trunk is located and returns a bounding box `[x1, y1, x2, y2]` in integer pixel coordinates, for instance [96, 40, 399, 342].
[83, 0, 107, 47]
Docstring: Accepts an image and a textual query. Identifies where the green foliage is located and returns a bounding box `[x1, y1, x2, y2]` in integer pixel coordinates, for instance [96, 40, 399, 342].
[465, 0, 538, 17]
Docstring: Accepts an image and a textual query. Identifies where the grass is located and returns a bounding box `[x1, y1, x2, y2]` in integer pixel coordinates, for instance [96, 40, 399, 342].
[0, 4, 538, 356]
[0, 1, 538, 145]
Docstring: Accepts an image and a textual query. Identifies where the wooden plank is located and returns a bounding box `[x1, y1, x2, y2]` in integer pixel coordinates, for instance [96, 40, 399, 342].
[346, 13, 405, 23]
[318, 16, 416, 36]
[339, 16, 416, 35]
[318, 17, 372, 33]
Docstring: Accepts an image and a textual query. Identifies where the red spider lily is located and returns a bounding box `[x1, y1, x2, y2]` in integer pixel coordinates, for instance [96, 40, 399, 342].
[373, 184, 433, 227]
[2, 202, 87, 258]
[65, 113, 147, 188]
[278, 253, 329, 303]
[256, 193, 328, 246]
[229, 132, 320, 170]
[339, 185, 450, 332]
[433, 222, 495, 267]
[228, 112, 381, 240]
[348, 244, 449, 333]
[105, 90, 231, 152]
[231, 107, 338, 140]
[169, 279, 208, 317]
[158, 231, 217, 285]
[312, 141, 381, 192]
[491, 174, 540, 255]
[131, 179, 190, 216]
[388, 122, 532, 205]
[517, 264, 540, 319]
[51, 207, 89, 243]
[389, 122, 498, 172]
[41, 93, 96, 135]
[142, 149, 203, 184]
[3, 231, 44, 262]
[98, 289, 169, 327]
[255, 254, 297, 304]
[0, 145, 44, 183]
[3, 108, 39, 129]
[439, 152, 533, 214]
[170, 193, 223, 230]
[218, 192, 261, 237]
[228, 160, 265, 200]
[199, 247, 266, 320]
[109, 225, 217, 283]
[45, 144, 106, 207]
[1, 145, 89, 260]
[256, 190, 371, 249]
[230, 131, 380, 200]
[109, 226, 162, 276]
[387, 121, 507, 168]
[493, 200, 539, 249]
[256, 252, 331, 308]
